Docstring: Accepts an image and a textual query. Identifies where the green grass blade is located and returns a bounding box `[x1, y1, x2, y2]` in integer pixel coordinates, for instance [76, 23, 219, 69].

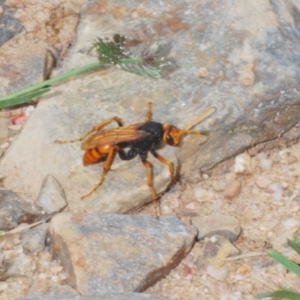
[256, 290, 300, 299]
[268, 249, 300, 276]
[0, 87, 51, 109]
[0, 62, 102, 102]
[288, 237, 300, 256]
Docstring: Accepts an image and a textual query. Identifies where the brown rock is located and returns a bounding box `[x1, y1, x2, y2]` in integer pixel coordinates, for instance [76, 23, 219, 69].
[192, 213, 241, 241]
[223, 180, 242, 199]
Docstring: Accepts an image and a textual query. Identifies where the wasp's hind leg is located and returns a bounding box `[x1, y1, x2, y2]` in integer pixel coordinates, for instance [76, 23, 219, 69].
[151, 151, 176, 185]
[81, 145, 119, 199]
[140, 157, 160, 219]
[56, 117, 123, 144]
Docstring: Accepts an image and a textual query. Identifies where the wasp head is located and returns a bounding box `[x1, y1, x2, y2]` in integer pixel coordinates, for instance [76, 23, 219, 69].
[163, 124, 180, 146]
[163, 124, 200, 146]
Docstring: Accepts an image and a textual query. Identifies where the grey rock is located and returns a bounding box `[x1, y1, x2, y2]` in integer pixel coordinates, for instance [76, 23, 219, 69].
[0, 0, 23, 46]
[49, 213, 197, 294]
[17, 293, 167, 300]
[21, 223, 48, 254]
[37, 175, 68, 214]
[28, 278, 79, 296]
[1, 0, 300, 214]
[4, 255, 36, 278]
[0, 40, 53, 97]
[0, 190, 47, 231]
[192, 213, 241, 242]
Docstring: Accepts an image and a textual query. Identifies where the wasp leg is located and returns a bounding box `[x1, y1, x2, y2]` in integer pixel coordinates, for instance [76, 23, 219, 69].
[81, 145, 119, 199]
[145, 102, 152, 122]
[151, 151, 176, 184]
[141, 159, 160, 218]
[56, 117, 123, 144]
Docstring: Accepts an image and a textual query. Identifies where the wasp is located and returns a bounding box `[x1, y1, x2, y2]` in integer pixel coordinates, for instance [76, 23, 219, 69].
[56, 103, 216, 217]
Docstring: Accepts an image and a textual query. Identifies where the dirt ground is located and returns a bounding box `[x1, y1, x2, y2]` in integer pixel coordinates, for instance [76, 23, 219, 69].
[1, 1, 300, 299]
[145, 131, 300, 299]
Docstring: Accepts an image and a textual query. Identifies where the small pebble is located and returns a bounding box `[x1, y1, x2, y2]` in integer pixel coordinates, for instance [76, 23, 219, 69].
[268, 182, 283, 201]
[50, 266, 63, 274]
[212, 180, 226, 192]
[255, 175, 271, 189]
[23, 105, 35, 117]
[198, 67, 209, 78]
[161, 205, 172, 215]
[223, 180, 242, 199]
[237, 264, 251, 275]
[238, 63, 255, 86]
[234, 153, 252, 174]
[286, 154, 297, 164]
[185, 200, 201, 210]
[259, 158, 273, 170]
[202, 174, 209, 179]
[181, 265, 195, 277]
[11, 113, 27, 125]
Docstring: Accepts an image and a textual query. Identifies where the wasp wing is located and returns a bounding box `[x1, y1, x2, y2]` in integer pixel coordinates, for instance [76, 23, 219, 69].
[81, 123, 147, 150]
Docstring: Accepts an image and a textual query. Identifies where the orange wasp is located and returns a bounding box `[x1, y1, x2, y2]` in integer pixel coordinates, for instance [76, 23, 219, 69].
[56, 103, 216, 217]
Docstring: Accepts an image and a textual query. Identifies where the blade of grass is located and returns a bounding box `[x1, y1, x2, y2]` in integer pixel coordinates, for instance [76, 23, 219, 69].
[268, 249, 300, 276]
[288, 237, 300, 256]
[256, 290, 300, 299]
[0, 87, 51, 109]
[0, 62, 102, 104]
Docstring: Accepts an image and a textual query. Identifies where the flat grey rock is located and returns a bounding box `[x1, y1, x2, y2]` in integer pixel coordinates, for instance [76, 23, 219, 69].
[1, 0, 300, 214]
[0, 42, 51, 97]
[37, 174, 67, 214]
[49, 213, 197, 294]
[0, 0, 23, 46]
[21, 223, 48, 254]
[0, 190, 47, 231]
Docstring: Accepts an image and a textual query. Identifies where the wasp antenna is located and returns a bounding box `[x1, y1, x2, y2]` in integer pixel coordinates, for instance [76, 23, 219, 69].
[182, 106, 216, 130]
